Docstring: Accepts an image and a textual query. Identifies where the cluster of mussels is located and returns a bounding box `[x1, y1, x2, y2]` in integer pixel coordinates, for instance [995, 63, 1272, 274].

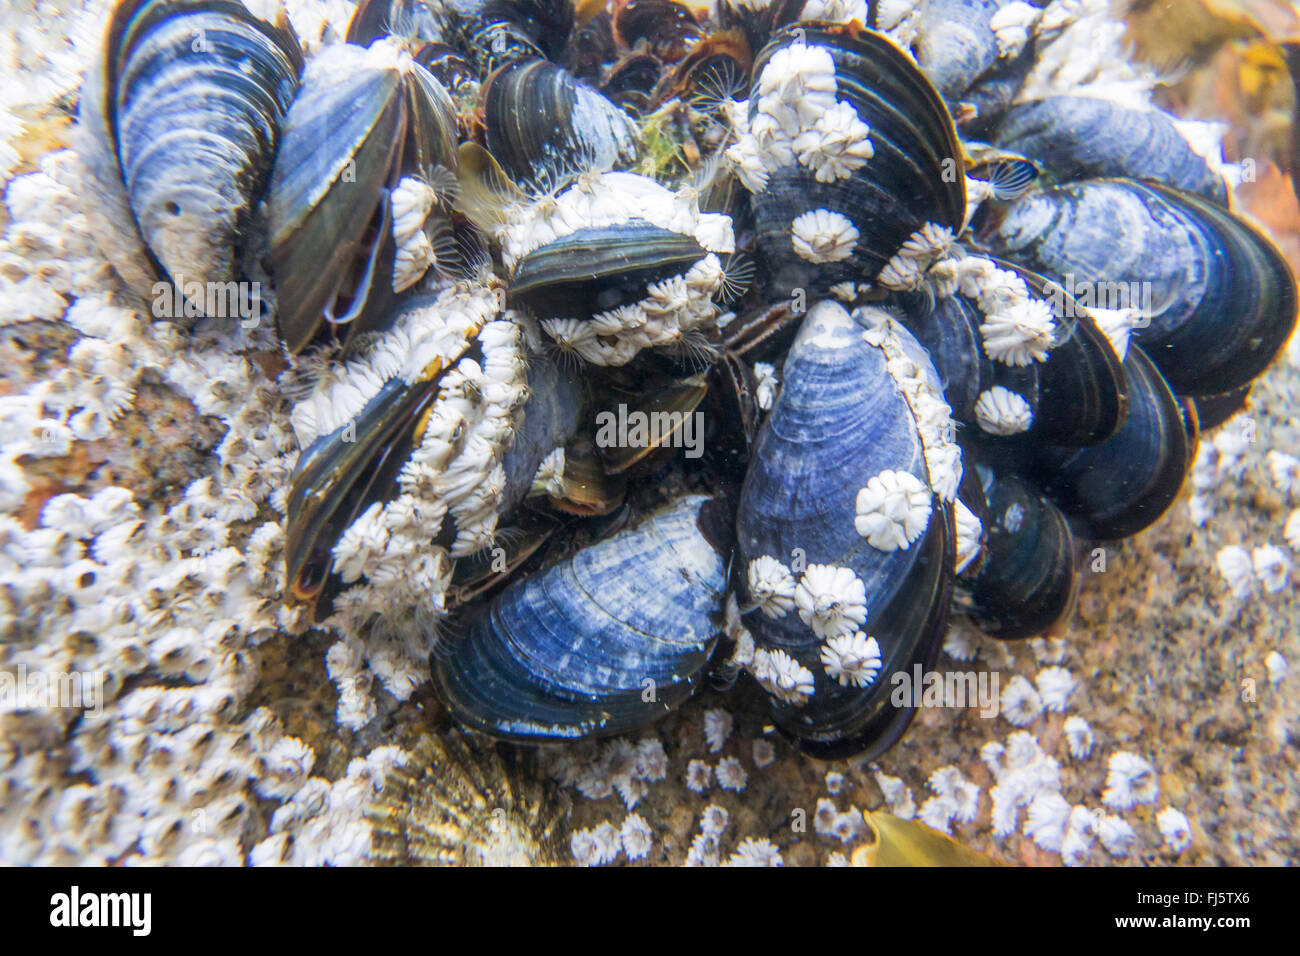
[79, 0, 1297, 760]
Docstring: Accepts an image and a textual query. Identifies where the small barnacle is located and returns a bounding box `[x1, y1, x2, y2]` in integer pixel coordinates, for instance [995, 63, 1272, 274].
[1102, 751, 1159, 810]
[854, 470, 932, 551]
[1063, 715, 1094, 760]
[702, 708, 733, 753]
[1034, 666, 1076, 712]
[974, 386, 1033, 436]
[791, 208, 859, 264]
[1251, 545, 1291, 593]
[716, 757, 748, 792]
[725, 837, 784, 866]
[685, 759, 713, 793]
[620, 814, 654, 862]
[819, 631, 882, 688]
[999, 674, 1043, 727]
[1024, 791, 1071, 852]
[1097, 814, 1137, 858]
[1214, 545, 1254, 598]
[751, 740, 776, 768]
[792, 564, 868, 639]
[746, 555, 797, 619]
[1156, 806, 1192, 853]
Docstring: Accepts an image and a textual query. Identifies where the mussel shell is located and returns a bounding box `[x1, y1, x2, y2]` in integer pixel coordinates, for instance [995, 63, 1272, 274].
[269, 44, 459, 353]
[613, 0, 703, 62]
[1028, 345, 1196, 540]
[599, 51, 663, 114]
[965, 467, 1079, 640]
[508, 222, 707, 318]
[995, 97, 1229, 205]
[347, 0, 443, 46]
[983, 178, 1298, 396]
[286, 366, 446, 606]
[1191, 384, 1251, 432]
[914, 0, 1004, 102]
[736, 301, 954, 758]
[431, 494, 729, 742]
[748, 23, 965, 293]
[897, 262, 1127, 448]
[83, 0, 302, 297]
[482, 57, 638, 191]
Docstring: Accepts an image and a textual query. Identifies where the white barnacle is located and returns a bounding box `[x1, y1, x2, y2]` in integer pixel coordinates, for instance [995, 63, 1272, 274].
[791, 208, 859, 263]
[685, 759, 713, 793]
[1102, 751, 1159, 810]
[975, 386, 1033, 436]
[1215, 544, 1254, 598]
[1063, 715, 1094, 760]
[702, 708, 733, 753]
[530, 447, 566, 498]
[854, 469, 932, 551]
[754, 43, 838, 135]
[1156, 807, 1192, 853]
[1089, 305, 1143, 362]
[753, 361, 780, 411]
[390, 176, 438, 292]
[793, 564, 868, 638]
[1097, 813, 1137, 858]
[1035, 666, 1076, 712]
[1266, 450, 1300, 499]
[1287, 509, 1300, 553]
[1000, 674, 1043, 727]
[1252, 544, 1291, 593]
[953, 498, 983, 573]
[793, 101, 874, 183]
[989, 0, 1042, 58]
[747, 554, 797, 619]
[819, 630, 882, 688]
[752, 647, 816, 704]
[1024, 791, 1072, 853]
[620, 814, 653, 861]
[716, 757, 748, 792]
[725, 133, 769, 193]
[725, 837, 783, 867]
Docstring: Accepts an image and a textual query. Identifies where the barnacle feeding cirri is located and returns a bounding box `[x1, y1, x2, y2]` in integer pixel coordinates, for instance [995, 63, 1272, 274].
[1, 0, 1298, 868]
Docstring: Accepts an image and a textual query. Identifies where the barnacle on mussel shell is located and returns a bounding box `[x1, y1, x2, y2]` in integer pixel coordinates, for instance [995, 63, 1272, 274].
[983, 178, 1298, 396]
[734, 301, 957, 759]
[431, 494, 730, 741]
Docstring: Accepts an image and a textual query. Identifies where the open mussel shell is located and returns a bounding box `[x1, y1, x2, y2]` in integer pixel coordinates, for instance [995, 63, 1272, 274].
[737, 301, 954, 759]
[430, 494, 730, 742]
[1027, 345, 1197, 541]
[746, 23, 965, 294]
[983, 178, 1298, 397]
[269, 41, 460, 354]
[964, 467, 1079, 641]
[994, 97, 1230, 205]
[81, 0, 303, 299]
[346, 0, 443, 46]
[613, 0, 703, 62]
[509, 222, 706, 317]
[286, 366, 443, 606]
[657, 28, 751, 110]
[482, 57, 638, 192]
[596, 377, 709, 476]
